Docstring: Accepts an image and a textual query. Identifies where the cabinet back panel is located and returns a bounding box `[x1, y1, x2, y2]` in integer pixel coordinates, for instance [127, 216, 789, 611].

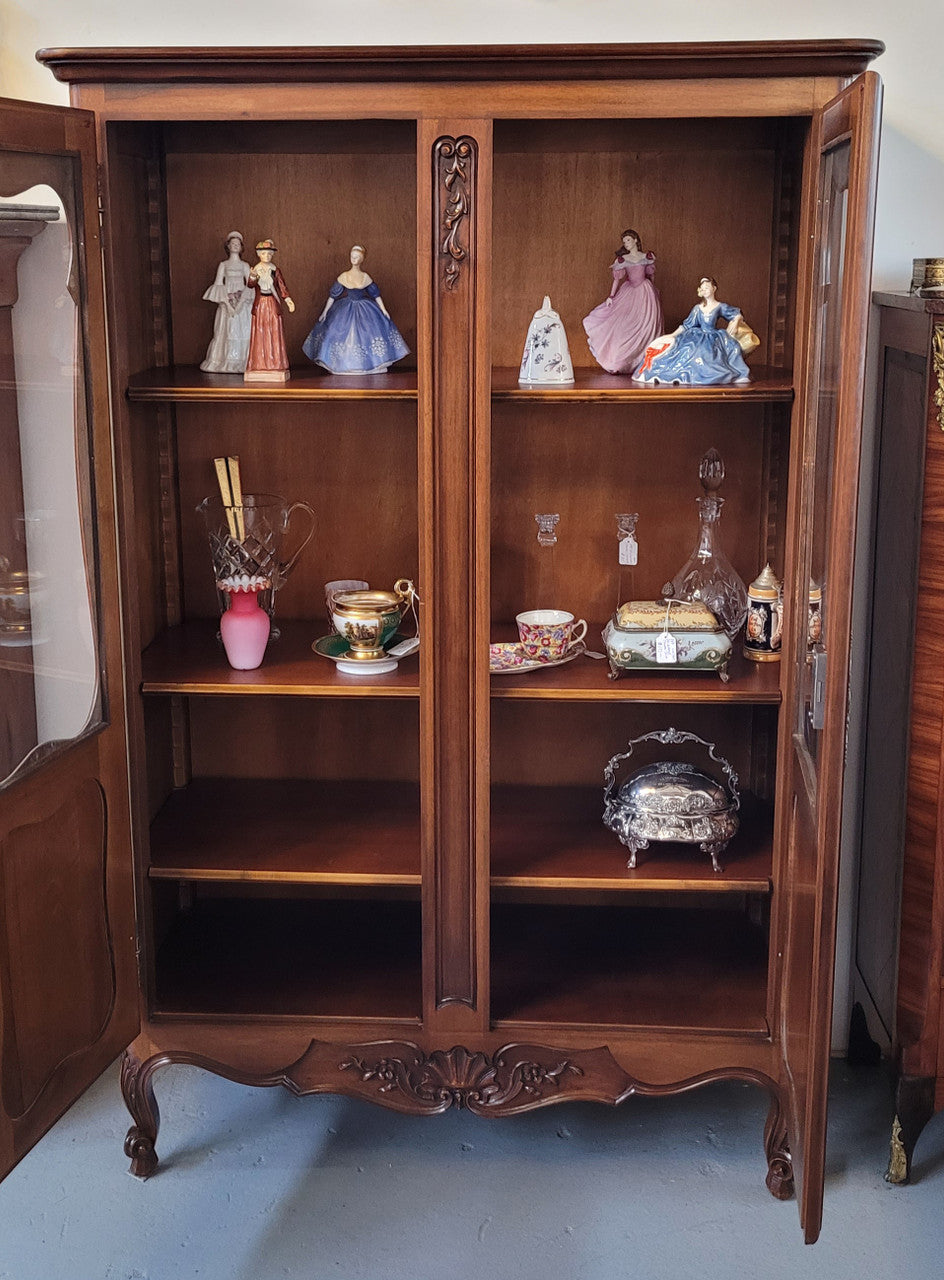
[105, 125, 169, 374]
[174, 403, 418, 622]
[490, 701, 759, 788]
[491, 118, 802, 370]
[188, 696, 420, 783]
[491, 402, 774, 624]
[162, 122, 417, 367]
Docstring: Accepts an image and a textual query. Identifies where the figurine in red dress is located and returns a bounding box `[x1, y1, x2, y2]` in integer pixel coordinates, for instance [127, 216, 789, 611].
[244, 239, 295, 382]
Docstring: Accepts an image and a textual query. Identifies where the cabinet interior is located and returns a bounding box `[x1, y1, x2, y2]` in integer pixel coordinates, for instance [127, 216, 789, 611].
[105, 110, 805, 1031]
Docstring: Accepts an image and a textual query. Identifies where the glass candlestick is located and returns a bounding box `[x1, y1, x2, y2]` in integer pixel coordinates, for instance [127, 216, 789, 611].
[534, 512, 560, 547]
[533, 512, 560, 607]
[615, 512, 639, 611]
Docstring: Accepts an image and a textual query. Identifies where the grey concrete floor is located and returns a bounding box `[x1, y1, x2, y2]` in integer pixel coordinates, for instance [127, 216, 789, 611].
[0, 1058, 941, 1279]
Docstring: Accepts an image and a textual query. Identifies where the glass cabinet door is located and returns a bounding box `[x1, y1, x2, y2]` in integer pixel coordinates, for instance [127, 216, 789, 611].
[0, 158, 101, 788]
[0, 100, 138, 1184]
[778, 72, 881, 1244]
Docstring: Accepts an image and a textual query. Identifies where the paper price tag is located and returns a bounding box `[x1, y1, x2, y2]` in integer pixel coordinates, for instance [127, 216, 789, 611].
[387, 637, 420, 658]
[618, 535, 638, 566]
[655, 631, 678, 664]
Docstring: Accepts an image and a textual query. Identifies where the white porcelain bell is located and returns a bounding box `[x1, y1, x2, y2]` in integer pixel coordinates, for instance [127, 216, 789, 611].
[518, 296, 575, 385]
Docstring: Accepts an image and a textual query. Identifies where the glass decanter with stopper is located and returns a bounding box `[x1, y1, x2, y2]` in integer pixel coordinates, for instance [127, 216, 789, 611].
[666, 448, 748, 638]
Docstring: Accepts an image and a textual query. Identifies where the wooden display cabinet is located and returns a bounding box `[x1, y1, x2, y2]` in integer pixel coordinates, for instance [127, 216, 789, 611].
[0, 42, 881, 1242]
[855, 292, 944, 1182]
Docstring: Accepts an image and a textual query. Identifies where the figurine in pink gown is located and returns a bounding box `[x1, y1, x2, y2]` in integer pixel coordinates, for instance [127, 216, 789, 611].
[244, 239, 295, 382]
[582, 229, 663, 375]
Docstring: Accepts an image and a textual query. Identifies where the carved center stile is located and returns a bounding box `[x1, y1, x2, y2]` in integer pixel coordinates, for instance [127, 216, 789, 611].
[435, 137, 476, 291]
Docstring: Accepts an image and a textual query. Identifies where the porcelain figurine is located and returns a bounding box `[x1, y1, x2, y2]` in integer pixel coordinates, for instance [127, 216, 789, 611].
[633, 276, 755, 386]
[200, 231, 252, 373]
[519, 296, 574, 384]
[302, 244, 409, 374]
[244, 239, 295, 383]
[582, 229, 663, 375]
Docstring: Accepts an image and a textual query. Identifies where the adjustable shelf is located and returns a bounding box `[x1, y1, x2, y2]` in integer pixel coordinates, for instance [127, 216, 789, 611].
[490, 902, 769, 1033]
[149, 778, 421, 887]
[127, 366, 418, 402]
[491, 366, 795, 403]
[153, 896, 422, 1021]
[487, 625, 781, 703]
[140, 620, 421, 697]
[490, 784, 772, 894]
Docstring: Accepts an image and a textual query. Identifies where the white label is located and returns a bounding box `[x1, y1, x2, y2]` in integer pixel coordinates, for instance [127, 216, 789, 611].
[618, 535, 638, 566]
[655, 631, 678, 664]
[387, 637, 420, 658]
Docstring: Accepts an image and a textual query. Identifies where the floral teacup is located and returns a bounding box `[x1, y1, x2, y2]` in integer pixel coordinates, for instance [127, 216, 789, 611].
[515, 609, 587, 662]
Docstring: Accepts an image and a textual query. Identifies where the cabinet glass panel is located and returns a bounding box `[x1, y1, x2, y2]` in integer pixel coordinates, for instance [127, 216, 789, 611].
[0, 158, 102, 788]
[795, 140, 851, 766]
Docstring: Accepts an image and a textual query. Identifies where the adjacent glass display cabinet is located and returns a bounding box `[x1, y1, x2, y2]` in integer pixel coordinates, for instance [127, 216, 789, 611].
[0, 41, 881, 1242]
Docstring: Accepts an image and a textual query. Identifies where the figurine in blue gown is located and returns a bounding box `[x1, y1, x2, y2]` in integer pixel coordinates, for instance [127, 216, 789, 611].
[302, 244, 410, 374]
[633, 276, 755, 385]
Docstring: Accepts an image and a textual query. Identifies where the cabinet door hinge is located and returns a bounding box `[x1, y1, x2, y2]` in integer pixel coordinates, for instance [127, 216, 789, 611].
[810, 649, 827, 731]
[96, 164, 106, 227]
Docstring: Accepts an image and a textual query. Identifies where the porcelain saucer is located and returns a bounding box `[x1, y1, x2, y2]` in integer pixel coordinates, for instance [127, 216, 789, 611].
[313, 632, 399, 675]
[489, 640, 585, 674]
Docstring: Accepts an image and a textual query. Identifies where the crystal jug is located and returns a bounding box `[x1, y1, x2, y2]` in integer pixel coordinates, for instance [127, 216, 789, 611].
[197, 492, 315, 621]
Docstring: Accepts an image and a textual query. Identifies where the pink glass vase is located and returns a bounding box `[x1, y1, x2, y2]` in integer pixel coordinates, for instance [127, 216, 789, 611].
[219, 588, 270, 669]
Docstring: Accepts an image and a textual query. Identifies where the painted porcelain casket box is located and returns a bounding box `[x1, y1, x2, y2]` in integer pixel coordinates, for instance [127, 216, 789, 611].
[603, 600, 732, 680]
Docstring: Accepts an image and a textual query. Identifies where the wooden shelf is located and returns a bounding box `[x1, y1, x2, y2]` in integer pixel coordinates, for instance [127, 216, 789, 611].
[149, 778, 421, 885]
[488, 625, 781, 703]
[127, 365, 794, 406]
[490, 903, 769, 1032]
[127, 365, 418, 402]
[140, 620, 420, 697]
[153, 897, 421, 1020]
[492, 366, 794, 403]
[491, 785, 772, 893]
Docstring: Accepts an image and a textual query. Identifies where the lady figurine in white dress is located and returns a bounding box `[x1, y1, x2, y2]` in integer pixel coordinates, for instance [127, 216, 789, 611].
[200, 231, 252, 373]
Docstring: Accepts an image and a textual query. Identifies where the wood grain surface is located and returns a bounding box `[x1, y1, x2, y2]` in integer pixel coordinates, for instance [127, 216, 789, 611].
[28, 44, 881, 1231]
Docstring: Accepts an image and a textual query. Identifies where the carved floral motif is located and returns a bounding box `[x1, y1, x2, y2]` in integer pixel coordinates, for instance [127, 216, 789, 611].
[340, 1044, 581, 1112]
[435, 137, 476, 290]
[933, 323, 944, 432]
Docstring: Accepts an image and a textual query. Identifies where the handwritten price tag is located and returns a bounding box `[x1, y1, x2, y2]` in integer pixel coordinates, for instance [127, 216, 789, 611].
[655, 631, 678, 664]
[618, 535, 638, 566]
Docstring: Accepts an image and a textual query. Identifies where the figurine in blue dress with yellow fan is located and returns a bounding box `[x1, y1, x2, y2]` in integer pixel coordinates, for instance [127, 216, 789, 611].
[633, 276, 758, 385]
[302, 244, 410, 374]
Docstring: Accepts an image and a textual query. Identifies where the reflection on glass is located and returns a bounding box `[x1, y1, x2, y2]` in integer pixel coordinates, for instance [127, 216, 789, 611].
[796, 141, 851, 764]
[0, 167, 102, 788]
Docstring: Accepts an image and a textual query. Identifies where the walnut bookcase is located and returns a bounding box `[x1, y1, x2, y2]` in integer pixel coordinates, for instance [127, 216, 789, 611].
[0, 42, 881, 1243]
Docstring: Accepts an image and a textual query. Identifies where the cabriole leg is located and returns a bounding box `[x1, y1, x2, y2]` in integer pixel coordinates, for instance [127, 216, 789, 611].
[120, 1048, 162, 1178]
[763, 1090, 794, 1199]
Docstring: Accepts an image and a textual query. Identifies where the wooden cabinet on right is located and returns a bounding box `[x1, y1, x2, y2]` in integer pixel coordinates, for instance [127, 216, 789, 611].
[856, 291, 944, 1182]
